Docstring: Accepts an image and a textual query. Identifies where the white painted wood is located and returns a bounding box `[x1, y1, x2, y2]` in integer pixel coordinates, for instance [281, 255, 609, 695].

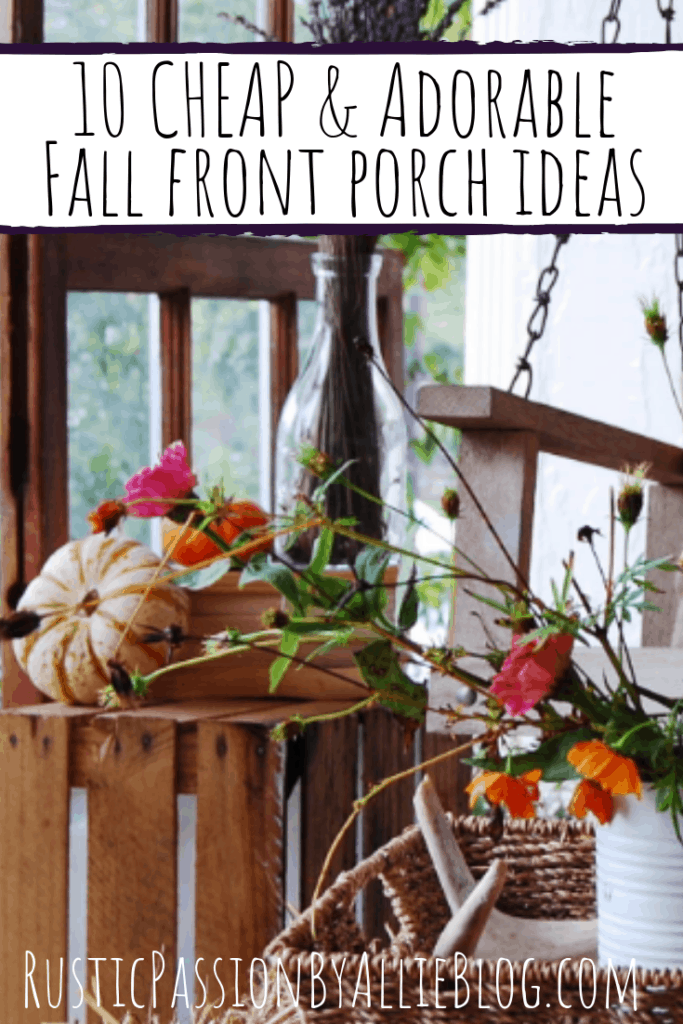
[573, 646, 683, 710]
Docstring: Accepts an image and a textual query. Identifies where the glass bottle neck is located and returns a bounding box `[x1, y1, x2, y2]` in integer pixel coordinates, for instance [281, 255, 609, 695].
[310, 252, 383, 357]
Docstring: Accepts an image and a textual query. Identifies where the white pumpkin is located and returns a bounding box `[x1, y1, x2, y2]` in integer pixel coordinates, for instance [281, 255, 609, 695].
[13, 533, 190, 704]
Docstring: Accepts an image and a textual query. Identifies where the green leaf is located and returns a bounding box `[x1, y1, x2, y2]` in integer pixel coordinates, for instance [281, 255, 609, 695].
[303, 627, 356, 663]
[239, 556, 306, 615]
[268, 630, 300, 693]
[398, 565, 419, 631]
[173, 559, 232, 590]
[309, 528, 334, 576]
[312, 459, 357, 498]
[355, 546, 390, 587]
[353, 639, 426, 721]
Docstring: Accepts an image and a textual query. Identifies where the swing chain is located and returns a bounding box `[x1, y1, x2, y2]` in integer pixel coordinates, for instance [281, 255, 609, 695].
[656, 0, 675, 44]
[480, 0, 509, 14]
[507, 235, 571, 400]
[601, 0, 622, 43]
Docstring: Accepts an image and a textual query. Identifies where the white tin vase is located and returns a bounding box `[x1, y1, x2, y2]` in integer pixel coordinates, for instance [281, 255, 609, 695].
[596, 785, 683, 969]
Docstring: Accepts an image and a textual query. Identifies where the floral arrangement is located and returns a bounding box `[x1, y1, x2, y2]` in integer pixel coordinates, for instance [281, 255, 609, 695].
[64, 374, 681, 852]
[3, 321, 682, 867]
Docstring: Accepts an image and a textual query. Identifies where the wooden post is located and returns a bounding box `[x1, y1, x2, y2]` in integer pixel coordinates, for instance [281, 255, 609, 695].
[0, 234, 68, 706]
[451, 429, 539, 655]
[643, 484, 683, 646]
[160, 288, 192, 455]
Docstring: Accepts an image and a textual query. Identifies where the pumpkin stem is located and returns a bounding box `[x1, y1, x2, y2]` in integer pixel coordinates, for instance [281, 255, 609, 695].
[79, 588, 100, 616]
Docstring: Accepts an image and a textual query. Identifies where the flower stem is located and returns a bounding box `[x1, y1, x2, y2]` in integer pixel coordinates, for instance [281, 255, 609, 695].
[309, 728, 506, 934]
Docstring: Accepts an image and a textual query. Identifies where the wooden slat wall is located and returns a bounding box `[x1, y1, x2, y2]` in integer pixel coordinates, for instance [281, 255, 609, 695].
[0, 714, 70, 1024]
[300, 715, 359, 909]
[361, 707, 417, 940]
[87, 718, 177, 1023]
[195, 720, 284, 1006]
[0, 235, 68, 706]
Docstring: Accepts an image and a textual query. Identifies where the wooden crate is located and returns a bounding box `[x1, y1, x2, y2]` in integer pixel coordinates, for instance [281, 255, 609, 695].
[0, 697, 462, 1024]
[151, 567, 397, 703]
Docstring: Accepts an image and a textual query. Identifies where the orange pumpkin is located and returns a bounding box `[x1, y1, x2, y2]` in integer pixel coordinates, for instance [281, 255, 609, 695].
[163, 501, 272, 567]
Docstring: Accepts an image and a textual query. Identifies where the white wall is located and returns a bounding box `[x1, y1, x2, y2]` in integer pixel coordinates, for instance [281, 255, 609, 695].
[466, 1, 683, 641]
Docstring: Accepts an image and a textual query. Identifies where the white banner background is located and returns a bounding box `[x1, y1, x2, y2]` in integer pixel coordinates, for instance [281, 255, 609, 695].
[0, 47, 679, 228]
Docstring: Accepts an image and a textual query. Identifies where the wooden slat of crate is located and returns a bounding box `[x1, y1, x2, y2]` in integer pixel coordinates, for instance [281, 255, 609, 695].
[0, 712, 71, 1024]
[195, 719, 284, 1008]
[300, 714, 359, 909]
[422, 730, 469, 817]
[87, 717, 177, 1023]
[361, 706, 417, 941]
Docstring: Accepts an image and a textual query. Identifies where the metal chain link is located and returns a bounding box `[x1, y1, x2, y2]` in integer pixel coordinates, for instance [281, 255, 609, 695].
[507, 236, 571, 399]
[480, 0, 509, 14]
[656, 0, 675, 43]
[601, 0, 623, 43]
[506, 0, 626, 400]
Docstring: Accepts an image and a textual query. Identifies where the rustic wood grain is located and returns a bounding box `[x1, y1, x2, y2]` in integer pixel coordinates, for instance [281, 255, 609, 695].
[361, 706, 416, 940]
[0, 0, 42, 41]
[426, 428, 538, 733]
[643, 484, 683, 646]
[0, 713, 70, 1023]
[26, 235, 69, 577]
[195, 720, 283, 1007]
[146, 0, 176, 41]
[0, 234, 29, 704]
[64, 235, 404, 306]
[268, 0, 293, 40]
[300, 714, 360, 908]
[87, 717, 177, 1022]
[0, 234, 70, 706]
[422, 729, 469, 817]
[161, 287, 192, 456]
[419, 384, 683, 486]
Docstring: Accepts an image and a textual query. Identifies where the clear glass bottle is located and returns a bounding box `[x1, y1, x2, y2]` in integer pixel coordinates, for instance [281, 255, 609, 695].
[274, 251, 407, 567]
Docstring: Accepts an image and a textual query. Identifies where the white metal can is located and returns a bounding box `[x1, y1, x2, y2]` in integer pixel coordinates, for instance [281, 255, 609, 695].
[596, 786, 683, 969]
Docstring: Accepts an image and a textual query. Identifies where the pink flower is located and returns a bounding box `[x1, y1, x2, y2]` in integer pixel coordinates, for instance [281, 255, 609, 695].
[124, 442, 197, 517]
[490, 633, 573, 716]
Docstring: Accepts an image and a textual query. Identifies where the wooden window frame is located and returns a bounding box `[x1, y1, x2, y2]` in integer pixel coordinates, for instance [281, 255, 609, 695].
[0, 0, 293, 43]
[0, 232, 404, 706]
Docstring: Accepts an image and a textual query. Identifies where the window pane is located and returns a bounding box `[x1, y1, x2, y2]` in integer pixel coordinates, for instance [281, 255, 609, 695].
[293, 0, 315, 41]
[45, 0, 140, 42]
[192, 298, 261, 502]
[67, 292, 152, 545]
[178, 0, 261, 43]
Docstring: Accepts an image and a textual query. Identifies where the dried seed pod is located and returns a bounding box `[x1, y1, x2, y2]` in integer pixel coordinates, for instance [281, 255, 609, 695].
[441, 488, 460, 520]
[0, 610, 42, 640]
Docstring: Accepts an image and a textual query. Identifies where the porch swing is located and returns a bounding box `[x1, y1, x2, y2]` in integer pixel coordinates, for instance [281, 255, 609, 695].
[420, 231, 683, 735]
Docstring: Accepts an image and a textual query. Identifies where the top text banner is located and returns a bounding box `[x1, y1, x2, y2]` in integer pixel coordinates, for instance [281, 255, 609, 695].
[1, 45, 680, 230]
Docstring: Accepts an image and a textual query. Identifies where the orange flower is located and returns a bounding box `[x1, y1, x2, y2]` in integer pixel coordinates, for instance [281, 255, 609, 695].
[567, 739, 642, 797]
[569, 778, 613, 825]
[87, 500, 126, 535]
[466, 769, 542, 819]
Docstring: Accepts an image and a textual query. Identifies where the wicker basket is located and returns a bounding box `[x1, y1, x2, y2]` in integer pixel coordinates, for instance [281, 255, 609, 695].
[250, 816, 683, 1023]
